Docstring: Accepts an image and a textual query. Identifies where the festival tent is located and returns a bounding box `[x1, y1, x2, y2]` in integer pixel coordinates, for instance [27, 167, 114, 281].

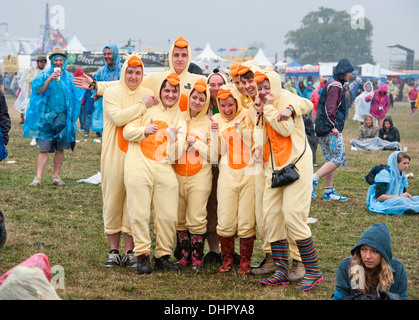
[287, 60, 302, 67]
[286, 63, 320, 77]
[253, 48, 272, 66]
[192, 43, 231, 73]
[66, 35, 87, 51]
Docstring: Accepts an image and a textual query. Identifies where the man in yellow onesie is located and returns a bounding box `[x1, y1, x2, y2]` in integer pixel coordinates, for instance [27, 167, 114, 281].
[253, 69, 323, 292]
[101, 54, 156, 268]
[123, 73, 187, 275]
[210, 83, 256, 275]
[174, 78, 218, 270]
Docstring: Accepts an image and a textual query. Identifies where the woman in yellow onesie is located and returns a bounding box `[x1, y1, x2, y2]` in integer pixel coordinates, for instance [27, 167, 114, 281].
[210, 83, 256, 275]
[123, 73, 187, 275]
[252, 69, 323, 291]
[101, 55, 156, 268]
[174, 78, 218, 270]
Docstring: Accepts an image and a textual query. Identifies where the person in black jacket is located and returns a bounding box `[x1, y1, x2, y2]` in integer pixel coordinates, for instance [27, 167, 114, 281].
[0, 90, 11, 161]
[379, 116, 400, 143]
[313, 59, 354, 201]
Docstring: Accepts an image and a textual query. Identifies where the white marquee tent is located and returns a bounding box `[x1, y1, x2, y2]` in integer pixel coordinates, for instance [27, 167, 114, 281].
[253, 48, 272, 66]
[66, 35, 87, 51]
[192, 43, 231, 73]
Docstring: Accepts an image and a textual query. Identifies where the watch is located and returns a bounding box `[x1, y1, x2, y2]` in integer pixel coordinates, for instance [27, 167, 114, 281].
[287, 106, 294, 113]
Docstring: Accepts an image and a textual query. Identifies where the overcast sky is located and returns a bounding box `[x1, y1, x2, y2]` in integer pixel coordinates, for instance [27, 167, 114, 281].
[1, 0, 418, 68]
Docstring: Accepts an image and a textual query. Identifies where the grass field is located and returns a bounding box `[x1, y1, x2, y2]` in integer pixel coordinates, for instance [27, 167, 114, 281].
[0, 94, 417, 301]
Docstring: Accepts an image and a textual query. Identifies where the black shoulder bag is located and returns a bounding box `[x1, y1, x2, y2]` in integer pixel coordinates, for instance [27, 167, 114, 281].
[270, 137, 306, 188]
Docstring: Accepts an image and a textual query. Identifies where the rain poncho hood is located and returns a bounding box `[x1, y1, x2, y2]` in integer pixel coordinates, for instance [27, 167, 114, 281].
[353, 81, 373, 122]
[23, 54, 81, 143]
[91, 44, 123, 132]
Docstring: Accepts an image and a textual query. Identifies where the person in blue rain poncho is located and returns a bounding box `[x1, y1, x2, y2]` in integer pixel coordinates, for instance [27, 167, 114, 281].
[366, 151, 419, 215]
[90, 44, 123, 135]
[23, 48, 81, 186]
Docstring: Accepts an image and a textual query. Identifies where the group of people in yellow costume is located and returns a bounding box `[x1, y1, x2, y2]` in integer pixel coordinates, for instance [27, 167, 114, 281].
[74, 36, 323, 292]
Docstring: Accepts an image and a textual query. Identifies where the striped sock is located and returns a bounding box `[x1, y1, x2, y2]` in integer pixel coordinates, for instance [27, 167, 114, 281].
[295, 237, 323, 291]
[260, 240, 289, 286]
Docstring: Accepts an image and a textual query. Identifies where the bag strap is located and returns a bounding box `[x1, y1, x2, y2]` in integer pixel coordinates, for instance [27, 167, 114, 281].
[269, 136, 307, 171]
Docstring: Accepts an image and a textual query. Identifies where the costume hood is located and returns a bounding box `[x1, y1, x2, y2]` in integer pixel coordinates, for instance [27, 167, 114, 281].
[118, 54, 145, 94]
[183, 78, 210, 121]
[216, 83, 244, 123]
[169, 36, 192, 77]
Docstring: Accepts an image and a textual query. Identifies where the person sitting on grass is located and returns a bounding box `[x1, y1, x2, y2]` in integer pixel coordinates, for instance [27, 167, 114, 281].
[333, 223, 407, 300]
[366, 151, 419, 215]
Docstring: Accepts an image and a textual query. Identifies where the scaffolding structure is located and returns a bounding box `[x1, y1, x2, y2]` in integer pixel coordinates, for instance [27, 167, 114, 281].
[388, 45, 415, 70]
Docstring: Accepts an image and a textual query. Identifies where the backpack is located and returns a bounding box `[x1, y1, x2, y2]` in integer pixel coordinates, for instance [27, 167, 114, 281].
[365, 164, 389, 185]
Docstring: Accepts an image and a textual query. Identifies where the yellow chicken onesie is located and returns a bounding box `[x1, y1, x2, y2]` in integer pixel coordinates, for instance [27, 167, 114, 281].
[101, 55, 153, 259]
[211, 83, 256, 275]
[253, 70, 323, 292]
[174, 78, 218, 270]
[122, 73, 187, 274]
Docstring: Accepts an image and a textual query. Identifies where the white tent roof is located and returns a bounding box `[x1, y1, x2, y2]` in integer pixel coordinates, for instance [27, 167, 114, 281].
[359, 63, 405, 77]
[193, 43, 226, 62]
[253, 48, 272, 66]
[192, 43, 231, 73]
[66, 35, 86, 51]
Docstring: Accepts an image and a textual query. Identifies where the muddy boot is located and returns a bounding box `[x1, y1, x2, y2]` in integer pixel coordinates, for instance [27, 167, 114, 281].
[250, 253, 276, 275]
[288, 259, 305, 282]
[19, 113, 25, 125]
[190, 233, 206, 271]
[216, 236, 235, 273]
[238, 235, 256, 275]
[176, 230, 191, 267]
[154, 255, 181, 271]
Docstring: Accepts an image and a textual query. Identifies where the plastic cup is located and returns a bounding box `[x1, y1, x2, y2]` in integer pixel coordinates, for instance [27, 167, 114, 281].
[54, 67, 61, 81]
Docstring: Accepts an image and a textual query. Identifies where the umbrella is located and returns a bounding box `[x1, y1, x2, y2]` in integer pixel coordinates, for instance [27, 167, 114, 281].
[239, 47, 247, 51]
[248, 46, 257, 50]
[217, 48, 226, 52]
[194, 47, 203, 51]
[145, 46, 153, 50]
[230, 47, 238, 51]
